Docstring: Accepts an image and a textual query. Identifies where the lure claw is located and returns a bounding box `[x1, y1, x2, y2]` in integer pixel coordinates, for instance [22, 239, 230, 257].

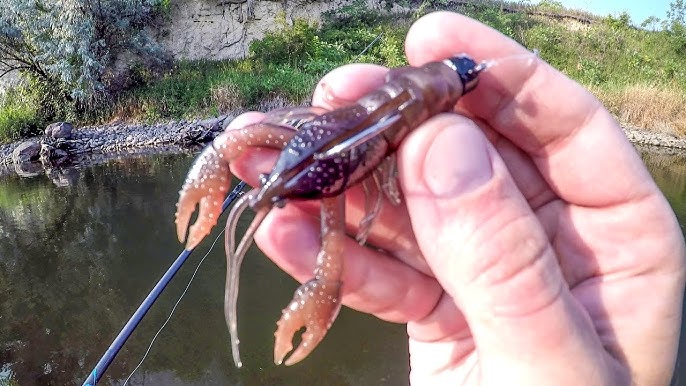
[274, 279, 342, 366]
[175, 145, 231, 250]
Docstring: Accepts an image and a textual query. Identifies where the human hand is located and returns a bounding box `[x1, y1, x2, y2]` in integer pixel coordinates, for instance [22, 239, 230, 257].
[228, 11, 685, 386]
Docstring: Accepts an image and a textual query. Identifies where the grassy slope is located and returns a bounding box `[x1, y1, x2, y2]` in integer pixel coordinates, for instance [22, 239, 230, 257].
[2, 1, 686, 143]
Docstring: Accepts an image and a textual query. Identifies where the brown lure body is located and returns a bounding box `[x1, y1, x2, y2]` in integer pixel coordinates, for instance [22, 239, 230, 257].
[251, 60, 471, 211]
[175, 55, 486, 367]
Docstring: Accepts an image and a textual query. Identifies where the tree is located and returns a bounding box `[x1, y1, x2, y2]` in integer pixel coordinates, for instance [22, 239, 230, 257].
[640, 16, 661, 31]
[664, 0, 686, 55]
[667, 0, 686, 27]
[0, 0, 166, 107]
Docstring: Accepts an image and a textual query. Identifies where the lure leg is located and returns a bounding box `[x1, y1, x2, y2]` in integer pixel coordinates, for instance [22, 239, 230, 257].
[356, 176, 383, 245]
[378, 154, 402, 205]
[274, 195, 345, 366]
[355, 154, 402, 245]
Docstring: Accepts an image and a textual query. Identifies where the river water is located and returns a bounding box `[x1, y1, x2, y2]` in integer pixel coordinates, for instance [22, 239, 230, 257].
[0, 147, 684, 385]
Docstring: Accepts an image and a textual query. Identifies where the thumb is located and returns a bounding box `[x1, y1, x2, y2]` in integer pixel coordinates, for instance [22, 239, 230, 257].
[398, 114, 610, 383]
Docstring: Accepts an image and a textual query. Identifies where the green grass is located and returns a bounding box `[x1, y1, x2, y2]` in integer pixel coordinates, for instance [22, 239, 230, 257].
[501, 11, 686, 135]
[103, 12, 409, 123]
[0, 90, 41, 143]
[106, 59, 325, 123]
[3, 1, 686, 142]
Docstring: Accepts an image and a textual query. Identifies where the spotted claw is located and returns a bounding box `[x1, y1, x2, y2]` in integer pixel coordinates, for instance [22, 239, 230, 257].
[274, 279, 342, 366]
[175, 145, 232, 250]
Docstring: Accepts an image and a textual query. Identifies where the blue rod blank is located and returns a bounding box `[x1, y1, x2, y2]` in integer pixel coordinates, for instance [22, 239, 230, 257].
[82, 181, 246, 386]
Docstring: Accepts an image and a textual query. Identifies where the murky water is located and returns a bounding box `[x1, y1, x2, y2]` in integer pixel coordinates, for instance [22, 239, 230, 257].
[0, 155, 408, 385]
[639, 147, 686, 386]
[0, 146, 684, 385]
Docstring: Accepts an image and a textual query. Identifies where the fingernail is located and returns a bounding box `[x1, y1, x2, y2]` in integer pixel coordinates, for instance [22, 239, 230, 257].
[424, 121, 493, 197]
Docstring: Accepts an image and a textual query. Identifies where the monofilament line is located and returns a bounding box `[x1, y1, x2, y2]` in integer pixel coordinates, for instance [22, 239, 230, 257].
[482, 48, 540, 70]
[121, 228, 226, 385]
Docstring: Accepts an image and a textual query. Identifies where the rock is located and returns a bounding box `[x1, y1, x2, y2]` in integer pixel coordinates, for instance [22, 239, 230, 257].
[14, 160, 42, 177]
[39, 144, 54, 164]
[53, 148, 69, 160]
[177, 125, 216, 145]
[46, 167, 79, 187]
[12, 140, 41, 163]
[40, 144, 69, 165]
[198, 117, 224, 132]
[45, 122, 74, 139]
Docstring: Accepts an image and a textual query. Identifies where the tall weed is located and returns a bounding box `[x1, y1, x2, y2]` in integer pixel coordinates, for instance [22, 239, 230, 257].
[591, 84, 686, 136]
[0, 90, 42, 143]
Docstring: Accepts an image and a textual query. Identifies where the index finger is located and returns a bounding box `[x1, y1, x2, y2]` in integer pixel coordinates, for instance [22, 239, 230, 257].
[406, 12, 657, 207]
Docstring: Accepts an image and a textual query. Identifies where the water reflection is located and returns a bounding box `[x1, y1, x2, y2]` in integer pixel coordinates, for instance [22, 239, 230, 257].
[638, 146, 686, 386]
[0, 154, 408, 385]
[640, 147, 686, 227]
[0, 147, 685, 385]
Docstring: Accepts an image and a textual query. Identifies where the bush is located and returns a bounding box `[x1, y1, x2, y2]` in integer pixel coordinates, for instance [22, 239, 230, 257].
[250, 15, 347, 68]
[0, 0, 167, 112]
[536, 0, 565, 13]
[220, 62, 319, 108]
[0, 89, 42, 143]
[323, 0, 385, 29]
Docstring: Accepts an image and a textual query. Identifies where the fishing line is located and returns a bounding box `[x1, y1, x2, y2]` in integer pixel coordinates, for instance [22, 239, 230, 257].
[353, 32, 384, 62]
[122, 223, 228, 385]
[478, 48, 540, 72]
[82, 181, 246, 386]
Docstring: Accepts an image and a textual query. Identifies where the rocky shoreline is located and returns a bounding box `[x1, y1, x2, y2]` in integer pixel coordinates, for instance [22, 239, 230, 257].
[623, 127, 686, 151]
[0, 115, 232, 178]
[0, 117, 684, 180]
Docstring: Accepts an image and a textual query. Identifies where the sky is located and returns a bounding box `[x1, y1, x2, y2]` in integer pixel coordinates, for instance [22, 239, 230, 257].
[549, 0, 671, 25]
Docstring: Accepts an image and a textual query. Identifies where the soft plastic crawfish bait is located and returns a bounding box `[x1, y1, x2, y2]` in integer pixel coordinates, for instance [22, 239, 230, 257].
[175, 54, 492, 367]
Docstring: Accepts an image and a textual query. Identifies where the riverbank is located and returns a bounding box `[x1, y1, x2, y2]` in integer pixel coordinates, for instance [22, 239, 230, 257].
[0, 118, 684, 179]
[0, 115, 230, 161]
[0, 115, 231, 177]
[5, 2, 686, 146]
[624, 127, 686, 150]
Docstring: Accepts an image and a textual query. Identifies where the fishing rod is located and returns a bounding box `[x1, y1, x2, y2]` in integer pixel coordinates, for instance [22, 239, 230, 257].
[82, 180, 247, 386]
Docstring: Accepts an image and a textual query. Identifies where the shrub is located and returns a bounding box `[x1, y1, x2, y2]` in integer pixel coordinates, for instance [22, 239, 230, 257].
[0, 0, 167, 112]
[0, 89, 42, 143]
[323, 0, 384, 29]
[536, 0, 565, 13]
[250, 15, 315, 67]
[470, 6, 529, 40]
